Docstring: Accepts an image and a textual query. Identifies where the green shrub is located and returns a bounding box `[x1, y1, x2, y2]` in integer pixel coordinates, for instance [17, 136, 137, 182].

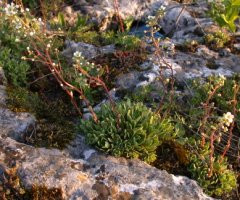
[188, 141, 237, 196]
[79, 100, 175, 163]
[0, 47, 30, 87]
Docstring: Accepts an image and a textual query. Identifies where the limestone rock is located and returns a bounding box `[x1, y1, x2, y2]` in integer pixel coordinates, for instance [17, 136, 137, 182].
[73, 0, 167, 30]
[62, 40, 116, 60]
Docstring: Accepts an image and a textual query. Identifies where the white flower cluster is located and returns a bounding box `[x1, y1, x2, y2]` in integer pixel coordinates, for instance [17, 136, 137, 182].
[2, 2, 44, 40]
[219, 112, 234, 132]
[159, 5, 166, 12]
[73, 51, 95, 67]
[73, 51, 82, 58]
[221, 112, 234, 126]
[73, 51, 83, 63]
[72, 50, 100, 79]
[4, 3, 18, 16]
[218, 74, 226, 87]
[146, 5, 166, 28]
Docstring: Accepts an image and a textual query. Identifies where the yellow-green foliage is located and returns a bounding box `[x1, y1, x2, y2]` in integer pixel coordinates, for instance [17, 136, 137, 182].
[208, 0, 240, 32]
[204, 31, 230, 49]
[0, 47, 30, 87]
[79, 100, 175, 163]
[188, 141, 237, 196]
[188, 75, 240, 128]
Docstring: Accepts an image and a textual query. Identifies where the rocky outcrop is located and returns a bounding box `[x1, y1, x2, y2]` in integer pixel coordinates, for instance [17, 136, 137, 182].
[70, 0, 214, 43]
[73, 0, 167, 30]
[0, 68, 214, 199]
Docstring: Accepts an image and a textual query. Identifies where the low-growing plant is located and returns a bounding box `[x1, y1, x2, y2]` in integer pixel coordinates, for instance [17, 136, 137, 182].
[79, 100, 175, 163]
[0, 47, 30, 86]
[115, 32, 142, 50]
[173, 75, 240, 196]
[188, 141, 237, 196]
[188, 75, 240, 129]
[204, 30, 231, 49]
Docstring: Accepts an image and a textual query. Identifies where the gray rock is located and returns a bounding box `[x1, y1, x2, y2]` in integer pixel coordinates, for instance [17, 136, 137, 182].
[115, 71, 142, 90]
[73, 0, 167, 30]
[0, 67, 36, 141]
[233, 43, 240, 51]
[0, 85, 7, 106]
[62, 40, 100, 59]
[139, 45, 236, 82]
[70, 0, 213, 44]
[219, 48, 231, 57]
[196, 45, 218, 59]
[160, 6, 196, 36]
[62, 40, 116, 60]
[0, 108, 36, 141]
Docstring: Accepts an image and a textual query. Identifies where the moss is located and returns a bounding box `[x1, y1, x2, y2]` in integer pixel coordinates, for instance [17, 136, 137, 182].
[175, 40, 199, 53]
[204, 31, 230, 49]
[153, 141, 190, 176]
[92, 48, 147, 89]
[6, 87, 76, 149]
[26, 185, 63, 200]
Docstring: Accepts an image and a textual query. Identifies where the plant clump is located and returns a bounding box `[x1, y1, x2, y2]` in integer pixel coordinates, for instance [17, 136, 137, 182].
[188, 141, 237, 197]
[79, 100, 175, 163]
[204, 31, 231, 49]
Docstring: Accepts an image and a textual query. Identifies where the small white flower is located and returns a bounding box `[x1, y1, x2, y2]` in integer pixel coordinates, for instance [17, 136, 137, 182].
[15, 22, 22, 30]
[221, 112, 234, 127]
[160, 5, 166, 11]
[4, 3, 18, 16]
[73, 51, 82, 58]
[47, 44, 51, 48]
[147, 15, 155, 20]
[219, 74, 226, 81]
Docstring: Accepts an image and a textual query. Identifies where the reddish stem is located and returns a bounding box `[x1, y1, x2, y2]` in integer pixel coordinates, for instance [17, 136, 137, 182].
[113, 0, 124, 32]
[220, 84, 239, 162]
